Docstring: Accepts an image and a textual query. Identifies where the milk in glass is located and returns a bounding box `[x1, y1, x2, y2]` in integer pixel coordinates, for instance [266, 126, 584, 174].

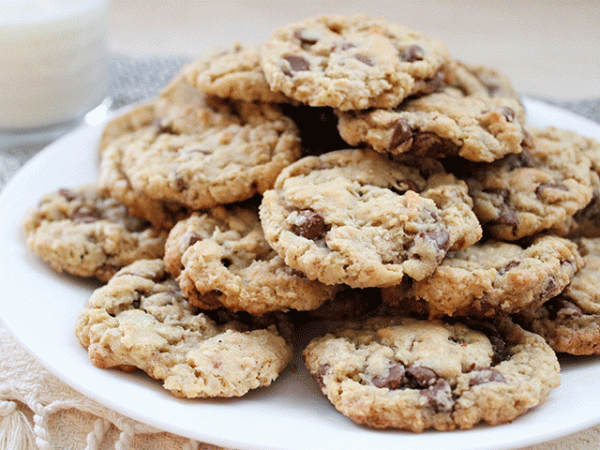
[0, 0, 108, 135]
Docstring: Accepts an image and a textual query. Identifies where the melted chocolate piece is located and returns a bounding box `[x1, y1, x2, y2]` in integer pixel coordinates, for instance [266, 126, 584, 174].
[283, 54, 310, 73]
[293, 209, 328, 240]
[400, 45, 425, 62]
[371, 360, 406, 389]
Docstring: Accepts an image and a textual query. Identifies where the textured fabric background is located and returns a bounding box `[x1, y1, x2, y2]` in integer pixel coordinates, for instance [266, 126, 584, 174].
[1, 54, 600, 450]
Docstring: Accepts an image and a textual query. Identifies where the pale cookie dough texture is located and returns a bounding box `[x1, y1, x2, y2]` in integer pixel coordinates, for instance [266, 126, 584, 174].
[260, 14, 454, 110]
[120, 76, 301, 210]
[336, 87, 527, 162]
[75, 259, 293, 398]
[458, 126, 594, 240]
[259, 149, 481, 288]
[98, 125, 192, 230]
[382, 235, 584, 318]
[182, 44, 291, 103]
[553, 130, 600, 237]
[515, 237, 600, 355]
[98, 101, 156, 153]
[303, 316, 560, 432]
[22, 185, 167, 282]
[163, 202, 338, 315]
[450, 61, 521, 102]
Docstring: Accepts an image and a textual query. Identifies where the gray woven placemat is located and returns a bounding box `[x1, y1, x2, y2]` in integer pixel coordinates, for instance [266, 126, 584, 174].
[1, 53, 599, 192]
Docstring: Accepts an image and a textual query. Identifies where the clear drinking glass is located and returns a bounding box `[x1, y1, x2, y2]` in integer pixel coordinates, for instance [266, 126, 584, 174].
[0, 0, 110, 150]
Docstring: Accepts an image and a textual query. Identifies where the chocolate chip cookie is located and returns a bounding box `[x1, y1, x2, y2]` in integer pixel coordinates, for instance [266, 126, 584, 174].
[303, 315, 560, 431]
[163, 202, 338, 315]
[381, 235, 583, 318]
[455, 126, 594, 240]
[22, 185, 167, 281]
[120, 78, 301, 210]
[337, 87, 527, 162]
[259, 149, 481, 288]
[260, 14, 454, 110]
[515, 237, 600, 355]
[75, 259, 293, 397]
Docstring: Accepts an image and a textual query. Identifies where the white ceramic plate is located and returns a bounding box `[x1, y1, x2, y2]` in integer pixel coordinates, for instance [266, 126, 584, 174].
[1, 98, 600, 450]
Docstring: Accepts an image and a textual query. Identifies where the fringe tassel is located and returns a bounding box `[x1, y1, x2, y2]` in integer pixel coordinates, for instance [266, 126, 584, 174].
[0, 400, 37, 450]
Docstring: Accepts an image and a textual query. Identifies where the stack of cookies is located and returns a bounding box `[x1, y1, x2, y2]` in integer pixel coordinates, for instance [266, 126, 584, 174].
[22, 14, 600, 432]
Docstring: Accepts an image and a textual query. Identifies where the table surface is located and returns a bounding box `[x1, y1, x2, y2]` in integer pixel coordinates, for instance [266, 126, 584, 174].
[107, 0, 600, 102]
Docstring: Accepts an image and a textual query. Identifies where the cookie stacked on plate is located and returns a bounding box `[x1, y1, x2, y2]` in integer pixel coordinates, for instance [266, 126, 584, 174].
[22, 14, 600, 432]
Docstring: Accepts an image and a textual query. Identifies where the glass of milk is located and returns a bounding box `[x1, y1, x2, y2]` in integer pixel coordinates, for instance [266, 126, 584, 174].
[0, 0, 110, 149]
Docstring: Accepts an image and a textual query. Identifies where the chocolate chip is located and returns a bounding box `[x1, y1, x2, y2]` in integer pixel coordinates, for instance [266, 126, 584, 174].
[187, 148, 212, 156]
[390, 119, 413, 148]
[371, 360, 406, 389]
[293, 209, 328, 240]
[175, 176, 187, 192]
[421, 71, 446, 95]
[449, 336, 467, 345]
[400, 45, 425, 62]
[468, 368, 506, 387]
[58, 188, 78, 202]
[495, 204, 519, 229]
[406, 365, 438, 388]
[354, 54, 374, 66]
[574, 190, 600, 223]
[535, 183, 569, 197]
[506, 150, 534, 170]
[413, 132, 443, 152]
[465, 320, 511, 365]
[411, 132, 458, 157]
[482, 188, 519, 230]
[421, 229, 451, 252]
[151, 270, 171, 284]
[333, 41, 356, 51]
[72, 206, 102, 223]
[389, 178, 419, 195]
[422, 378, 453, 412]
[540, 276, 559, 301]
[314, 364, 330, 390]
[153, 118, 177, 135]
[500, 107, 516, 122]
[131, 289, 146, 309]
[293, 29, 318, 46]
[489, 332, 511, 365]
[283, 54, 310, 73]
[497, 260, 520, 276]
[546, 298, 583, 320]
[199, 290, 223, 309]
[187, 232, 203, 247]
[486, 83, 500, 97]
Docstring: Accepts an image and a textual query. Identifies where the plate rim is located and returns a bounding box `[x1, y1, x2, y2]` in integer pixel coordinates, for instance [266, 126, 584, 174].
[1, 97, 600, 450]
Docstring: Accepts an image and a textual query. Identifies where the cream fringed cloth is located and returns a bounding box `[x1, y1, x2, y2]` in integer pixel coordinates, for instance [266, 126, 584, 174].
[0, 324, 226, 450]
[1, 54, 600, 450]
